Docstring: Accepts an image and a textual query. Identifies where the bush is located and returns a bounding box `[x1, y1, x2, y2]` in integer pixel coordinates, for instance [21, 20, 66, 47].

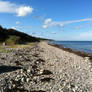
[5, 36, 20, 45]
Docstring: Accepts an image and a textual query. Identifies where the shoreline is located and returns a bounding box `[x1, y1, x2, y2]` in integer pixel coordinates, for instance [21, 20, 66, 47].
[48, 42, 92, 60]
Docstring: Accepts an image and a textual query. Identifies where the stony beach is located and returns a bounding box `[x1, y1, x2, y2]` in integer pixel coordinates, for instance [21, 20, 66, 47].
[0, 41, 92, 92]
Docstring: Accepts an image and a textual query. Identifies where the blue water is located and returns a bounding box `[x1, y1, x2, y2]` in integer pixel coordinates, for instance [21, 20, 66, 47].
[51, 41, 92, 54]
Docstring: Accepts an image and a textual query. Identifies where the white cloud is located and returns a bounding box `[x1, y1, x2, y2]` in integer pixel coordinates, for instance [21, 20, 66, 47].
[16, 6, 33, 17]
[0, 1, 17, 13]
[44, 18, 52, 24]
[0, 1, 34, 17]
[34, 14, 46, 21]
[43, 18, 92, 29]
[11, 27, 17, 30]
[16, 21, 20, 24]
[42, 25, 48, 29]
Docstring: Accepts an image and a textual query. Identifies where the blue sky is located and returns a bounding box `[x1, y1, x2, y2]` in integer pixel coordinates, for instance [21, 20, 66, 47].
[0, 0, 92, 40]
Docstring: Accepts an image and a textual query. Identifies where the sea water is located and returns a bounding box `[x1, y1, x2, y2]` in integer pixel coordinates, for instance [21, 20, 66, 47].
[51, 41, 92, 54]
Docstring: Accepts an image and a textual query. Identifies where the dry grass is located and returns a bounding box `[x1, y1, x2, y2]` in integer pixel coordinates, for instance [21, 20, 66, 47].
[10, 42, 36, 48]
[0, 42, 36, 53]
[0, 47, 10, 53]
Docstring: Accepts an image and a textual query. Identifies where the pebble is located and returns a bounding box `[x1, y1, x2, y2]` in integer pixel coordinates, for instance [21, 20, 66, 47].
[21, 78, 24, 82]
[26, 78, 30, 83]
[27, 68, 31, 73]
[20, 69, 23, 74]
[84, 57, 90, 62]
[39, 69, 43, 74]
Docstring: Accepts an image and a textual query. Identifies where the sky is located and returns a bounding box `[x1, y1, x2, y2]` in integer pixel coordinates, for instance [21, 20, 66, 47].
[0, 0, 92, 41]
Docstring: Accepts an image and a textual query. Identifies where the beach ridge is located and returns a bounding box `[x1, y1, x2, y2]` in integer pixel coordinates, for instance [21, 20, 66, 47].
[0, 41, 92, 92]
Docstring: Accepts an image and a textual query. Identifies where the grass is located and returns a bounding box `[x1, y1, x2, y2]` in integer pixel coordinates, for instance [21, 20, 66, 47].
[11, 44, 31, 48]
[0, 47, 10, 53]
[10, 42, 36, 48]
[0, 42, 36, 53]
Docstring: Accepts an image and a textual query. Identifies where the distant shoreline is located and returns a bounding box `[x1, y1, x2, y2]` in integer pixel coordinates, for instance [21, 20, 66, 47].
[48, 42, 92, 60]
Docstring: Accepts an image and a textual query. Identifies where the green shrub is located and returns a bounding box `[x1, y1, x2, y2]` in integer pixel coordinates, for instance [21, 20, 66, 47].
[5, 36, 20, 45]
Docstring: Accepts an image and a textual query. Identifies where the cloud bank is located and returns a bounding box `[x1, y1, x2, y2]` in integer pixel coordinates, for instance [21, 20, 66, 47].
[0, 1, 33, 17]
[43, 18, 92, 29]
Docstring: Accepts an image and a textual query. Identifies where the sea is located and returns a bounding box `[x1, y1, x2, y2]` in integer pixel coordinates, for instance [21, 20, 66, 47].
[51, 41, 92, 54]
